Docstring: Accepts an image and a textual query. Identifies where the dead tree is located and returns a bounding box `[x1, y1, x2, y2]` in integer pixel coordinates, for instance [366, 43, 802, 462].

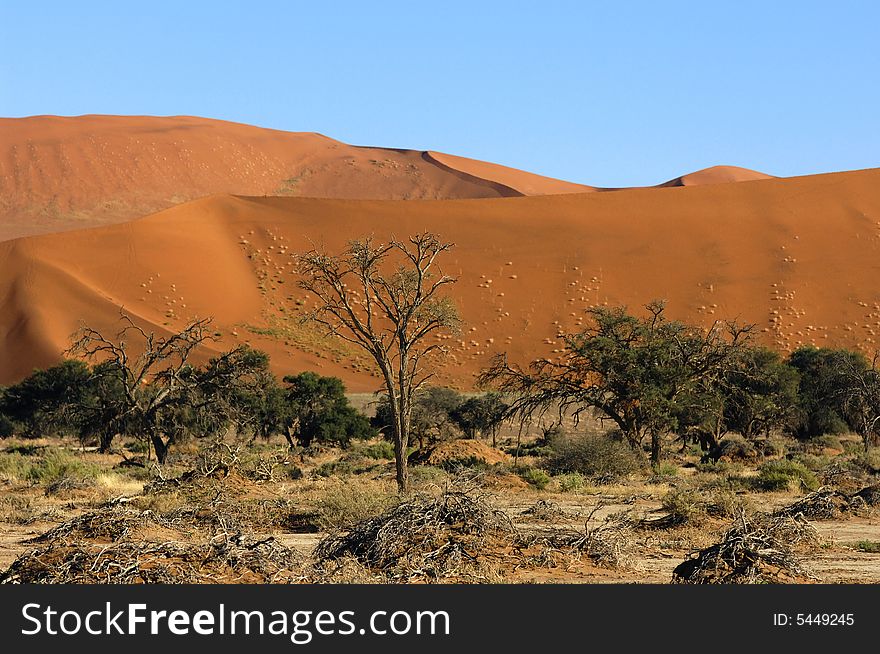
[68, 315, 214, 463]
[297, 233, 459, 492]
[837, 352, 880, 451]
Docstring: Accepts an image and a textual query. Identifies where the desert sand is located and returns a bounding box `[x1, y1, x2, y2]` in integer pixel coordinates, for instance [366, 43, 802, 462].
[0, 115, 599, 242]
[658, 165, 775, 188]
[2, 163, 880, 390]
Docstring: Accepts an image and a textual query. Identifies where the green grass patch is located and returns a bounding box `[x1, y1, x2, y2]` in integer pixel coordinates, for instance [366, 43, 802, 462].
[755, 459, 819, 492]
[354, 441, 396, 460]
[520, 467, 551, 490]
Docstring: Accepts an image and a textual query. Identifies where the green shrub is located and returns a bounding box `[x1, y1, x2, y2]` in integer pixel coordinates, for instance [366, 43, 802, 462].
[520, 468, 551, 490]
[654, 462, 678, 478]
[792, 453, 832, 472]
[661, 487, 706, 525]
[756, 459, 819, 492]
[544, 433, 642, 481]
[705, 488, 753, 518]
[29, 449, 102, 491]
[555, 472, 588, 493]
[408, 465, 448, 484]
[314, 461, 355, 478]
[856, 540, 880, 553]
[312, 482, 396, 530]
[0, 452, 29, 481]
[812, 434, 843, 450]
[842, 440, 866, 455]
[355, 441, 396, 460]
[0, 414, 14, 438]
[0, 448, 100, 487]
[125, 439, 150, 454]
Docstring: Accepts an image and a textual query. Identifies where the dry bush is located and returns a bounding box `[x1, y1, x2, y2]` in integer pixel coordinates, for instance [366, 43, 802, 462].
[538, 508, 637, 569]
[0, 494, 61, 525]
[1, 503, 305, 584]
[1, 533, 304, 584]
[314, 489, 514, 580]
[569, 511, 637, 568]
[544, 432, 642, 482]
[306, 555, 387, 584]
[31, 507, 166, 545]
[773, 487, 869, 520]
[308, 478, 397, 531]
[522, 503, 637, 570]
[818, 459, 872, 494]
[672, 512, 819, 584]
[520, 499, 570, 521]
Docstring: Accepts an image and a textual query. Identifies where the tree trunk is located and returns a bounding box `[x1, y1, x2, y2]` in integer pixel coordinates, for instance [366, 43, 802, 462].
[650, 432, 662, 466]
[99, 430, 115, 453]
[395, 391, 411, 493]
[151, 433, 170, 464]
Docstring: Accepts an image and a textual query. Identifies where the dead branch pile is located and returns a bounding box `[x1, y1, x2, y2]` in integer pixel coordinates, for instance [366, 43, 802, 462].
[32, 507, 167, 545]
[521, 499, 570, 521]
[672, 512, 819, 584]
[0, 533, 303, 584]
[773, 487, 868, 520]
[44, 475, 96, 496]
[314, 490, 514, 579]
[548, 510, 637, 569]
[854, 483, 880, 506]
[819, 461, 870, 494]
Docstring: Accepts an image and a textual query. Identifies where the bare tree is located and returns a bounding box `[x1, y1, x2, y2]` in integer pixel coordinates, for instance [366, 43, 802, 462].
[837, 352, 880, 451]
[69, 314, 269, 463]
[69, 315, 215, 462]
[297, 233, 459, 492]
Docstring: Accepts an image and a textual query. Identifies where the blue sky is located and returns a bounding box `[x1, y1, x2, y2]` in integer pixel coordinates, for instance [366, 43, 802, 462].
[1, 1, 877, 186]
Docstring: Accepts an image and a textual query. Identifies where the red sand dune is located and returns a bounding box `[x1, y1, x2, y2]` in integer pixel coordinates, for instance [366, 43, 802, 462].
[0, 115, 595, 242]
[658, 165, 775, 188]
[2, 167, 880, 390]
[423, 151, 594, 196]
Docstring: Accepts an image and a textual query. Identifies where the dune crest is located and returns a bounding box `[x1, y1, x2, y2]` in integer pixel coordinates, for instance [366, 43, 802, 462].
[0, 115, 593, 241]
[659, 165, 775, 187]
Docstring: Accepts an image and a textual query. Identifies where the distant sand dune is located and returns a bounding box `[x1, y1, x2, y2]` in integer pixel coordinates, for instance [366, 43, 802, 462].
[3, 167, 879, 389]
[659, 165, 775, 187]
[0, 115, 596, 241]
